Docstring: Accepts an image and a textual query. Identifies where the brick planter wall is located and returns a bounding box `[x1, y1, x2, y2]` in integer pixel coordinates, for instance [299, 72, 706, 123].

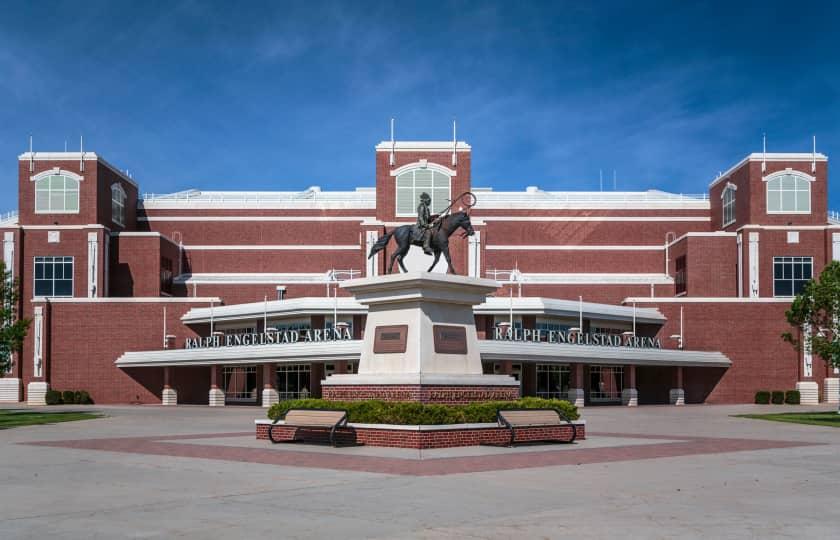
[321, 384, 520, 404]
[256, 421, 585, 449]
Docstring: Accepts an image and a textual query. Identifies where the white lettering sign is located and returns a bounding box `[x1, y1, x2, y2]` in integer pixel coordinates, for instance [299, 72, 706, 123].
[493, 327, 661, 349]
[184, 327, 354, 349]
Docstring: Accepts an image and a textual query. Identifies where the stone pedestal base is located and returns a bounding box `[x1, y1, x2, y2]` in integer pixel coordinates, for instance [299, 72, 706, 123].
[669, 388, 685, 406]
[621, 388, 638, 407]
[824, 378, 839, 404]
[566, 388, 585, 408]
[795, 381, 819, 405]
[262, 387, 279, 408]
[27, 382, 48, 406]
[0, 378, 21, 402]
[322, 374, 520, 404]
[208, 387, 225, 407]
[162, 387, 177, 406]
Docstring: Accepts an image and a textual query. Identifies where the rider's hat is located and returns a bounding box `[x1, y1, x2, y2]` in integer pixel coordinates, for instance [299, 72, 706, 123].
[419, 192, 431, 202]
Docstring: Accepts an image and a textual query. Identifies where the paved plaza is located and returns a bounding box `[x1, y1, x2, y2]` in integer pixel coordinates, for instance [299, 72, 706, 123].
[2, 404, 839, 539]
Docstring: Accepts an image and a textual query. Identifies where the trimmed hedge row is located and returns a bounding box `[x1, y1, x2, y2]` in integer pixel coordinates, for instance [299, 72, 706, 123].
[755, 390, 800, 405]
[267, 397, 579, 425]
[45, 389, 92, 405]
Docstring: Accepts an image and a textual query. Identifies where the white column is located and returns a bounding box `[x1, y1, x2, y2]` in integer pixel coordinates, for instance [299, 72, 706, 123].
[468, 230, 481, 278]
[103, 232, 110, 297]
[87, 232, 98, 298]
[833, 233, 840, 262]
[736, 232, 743, 297]
[823, 378, 839, 404]
[33, 306, 43, 378]
[3, 232, 13, 282]
[0, 379, 21, 402]
[795, 381, 819, 405]
[748, 232, 759, 298]
[365, 231, 379, 277]
[802, 324, 813, 378]
[2, 233, 14, 378]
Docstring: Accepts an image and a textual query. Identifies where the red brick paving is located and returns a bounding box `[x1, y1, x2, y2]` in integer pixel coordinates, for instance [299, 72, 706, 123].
[21, 431, 822, 476]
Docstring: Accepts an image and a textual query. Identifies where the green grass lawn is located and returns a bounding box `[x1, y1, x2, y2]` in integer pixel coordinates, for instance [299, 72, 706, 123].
[735, 411, 840, 428]
[0, 409, 102, 429]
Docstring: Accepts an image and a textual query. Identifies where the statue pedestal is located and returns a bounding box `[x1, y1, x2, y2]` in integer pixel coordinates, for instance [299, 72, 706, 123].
[322, 272, 519, 404]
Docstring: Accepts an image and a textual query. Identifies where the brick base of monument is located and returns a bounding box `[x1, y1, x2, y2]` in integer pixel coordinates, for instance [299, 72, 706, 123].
[321, 384, 521, 404]
[256, 421, 585, 449]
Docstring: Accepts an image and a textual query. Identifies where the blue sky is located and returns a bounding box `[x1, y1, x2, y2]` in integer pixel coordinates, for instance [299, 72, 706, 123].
[2, 0, 839, 211]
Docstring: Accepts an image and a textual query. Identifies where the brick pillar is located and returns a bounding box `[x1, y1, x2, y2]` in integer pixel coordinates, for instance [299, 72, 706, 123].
[309, 363, 324, 399]
[162, 366, 177, 406]
[567, 364, 585, 407]
[335, 361, 348, 374]
[500, 360, 513, 375]
[209, 365, 225, 406]
[669, 366, 685, 405]
[262, 363, 278, 408]
[622, 365, 638, 407]
[522, 363, 536, 397]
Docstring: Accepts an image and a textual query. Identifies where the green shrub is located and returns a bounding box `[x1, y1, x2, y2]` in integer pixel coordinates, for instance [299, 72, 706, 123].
[62, 390, 75, 405]
[45, 390, 62, 405]
[784, 390, 801, 405]
[73, 390, 83, 404]
[755, 391, 771, 404]
[77, 390, 92, 404]
[266, 397, 579, 425]
[771, 391, 785, 404]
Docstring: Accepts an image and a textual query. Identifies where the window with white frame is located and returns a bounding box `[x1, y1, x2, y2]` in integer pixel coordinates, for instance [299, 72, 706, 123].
[222, 366, 258, 401]
[395, 168, 451, 216]
[722, 184, 736, 226]
[270, 318, 311, 333]
[276, 364, 311, 400]
[111, 183, 126, 226]
[536, 364, 570, 399]
[35, 174, 80, 213]
[766, 173, 811, 213]
[34, 256, 74, 297]
[589, 365, 624, 402]
[773, 256, 813, 297]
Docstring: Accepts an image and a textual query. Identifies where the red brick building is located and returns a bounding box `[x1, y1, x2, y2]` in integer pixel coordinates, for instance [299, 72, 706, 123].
[1, 141, 837, 407]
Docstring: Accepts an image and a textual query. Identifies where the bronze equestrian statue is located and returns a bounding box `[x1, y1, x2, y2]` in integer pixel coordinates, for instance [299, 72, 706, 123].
[368, 192, 476, 274]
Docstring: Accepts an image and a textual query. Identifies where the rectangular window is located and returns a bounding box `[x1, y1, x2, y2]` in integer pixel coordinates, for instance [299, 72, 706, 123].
[395, 169, 451, 217]
[33, 256, 74, 297]
[276, 364, 311, 400]
[160, 257, 173, 295]
[222, 366, 258, 402]
[675, 255, 687, 295]
[773, 256, 813, 297]
[536, 364, 570, 399]
[722, 187, 736, 226]
[589, 365, 624, 402]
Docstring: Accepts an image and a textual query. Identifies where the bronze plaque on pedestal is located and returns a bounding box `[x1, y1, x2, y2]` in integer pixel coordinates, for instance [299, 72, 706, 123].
[373, 325, 408, 353]
[433, 325, 468, 354]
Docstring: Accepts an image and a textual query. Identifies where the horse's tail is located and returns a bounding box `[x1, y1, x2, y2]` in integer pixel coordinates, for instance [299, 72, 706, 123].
[367, 230, 394, 259]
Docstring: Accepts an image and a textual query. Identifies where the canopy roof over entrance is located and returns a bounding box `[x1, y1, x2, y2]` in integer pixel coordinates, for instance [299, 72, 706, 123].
[179, 296, 666, 326]
[115, 339, 728, 369]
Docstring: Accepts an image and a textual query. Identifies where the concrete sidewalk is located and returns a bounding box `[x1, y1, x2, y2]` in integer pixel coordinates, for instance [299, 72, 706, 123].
[1, 403, 838, 539]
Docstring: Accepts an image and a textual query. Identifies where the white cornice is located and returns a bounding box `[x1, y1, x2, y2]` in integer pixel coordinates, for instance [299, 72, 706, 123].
[666, 231, 737, 248]
[183, 244, 359, 251]
[173, 273, 340, 285]
[32, 296, 222, 304]
[487, 244, 664, 251]
[623, 297, 793, 303]
[138, 216, 374, 222]
[477, 216, 710, 222]
[375, 141, 471, 152]
[709, 153, 827, 189]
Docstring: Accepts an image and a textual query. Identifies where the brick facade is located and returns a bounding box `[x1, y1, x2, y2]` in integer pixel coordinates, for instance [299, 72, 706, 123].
[1, 145, 836, 406]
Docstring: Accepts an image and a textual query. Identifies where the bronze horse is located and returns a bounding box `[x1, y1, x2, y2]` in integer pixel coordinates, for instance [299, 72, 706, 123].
[367, 211, 475, 274]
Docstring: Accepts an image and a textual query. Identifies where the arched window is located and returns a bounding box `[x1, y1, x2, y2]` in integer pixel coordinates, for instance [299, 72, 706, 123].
[34, 174, 80, 213]
[766, 172, 811, 213]
[395, 168, 451, 216]
[721, 183, 736, 227]
[111, 183, 126, 226]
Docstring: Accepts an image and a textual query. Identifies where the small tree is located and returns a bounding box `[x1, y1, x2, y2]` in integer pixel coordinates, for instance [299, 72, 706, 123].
[783, 260, 840, 370]
[0, 260, 30, 374]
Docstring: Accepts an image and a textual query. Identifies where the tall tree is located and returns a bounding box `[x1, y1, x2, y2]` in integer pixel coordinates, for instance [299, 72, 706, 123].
[0, 260, 30, 374]
[783, 260, 840, 369]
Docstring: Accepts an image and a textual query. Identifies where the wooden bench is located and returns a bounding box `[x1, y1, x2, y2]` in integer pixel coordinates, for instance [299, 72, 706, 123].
[268, 409, 353, 447]
[496, 408, 578, 447]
